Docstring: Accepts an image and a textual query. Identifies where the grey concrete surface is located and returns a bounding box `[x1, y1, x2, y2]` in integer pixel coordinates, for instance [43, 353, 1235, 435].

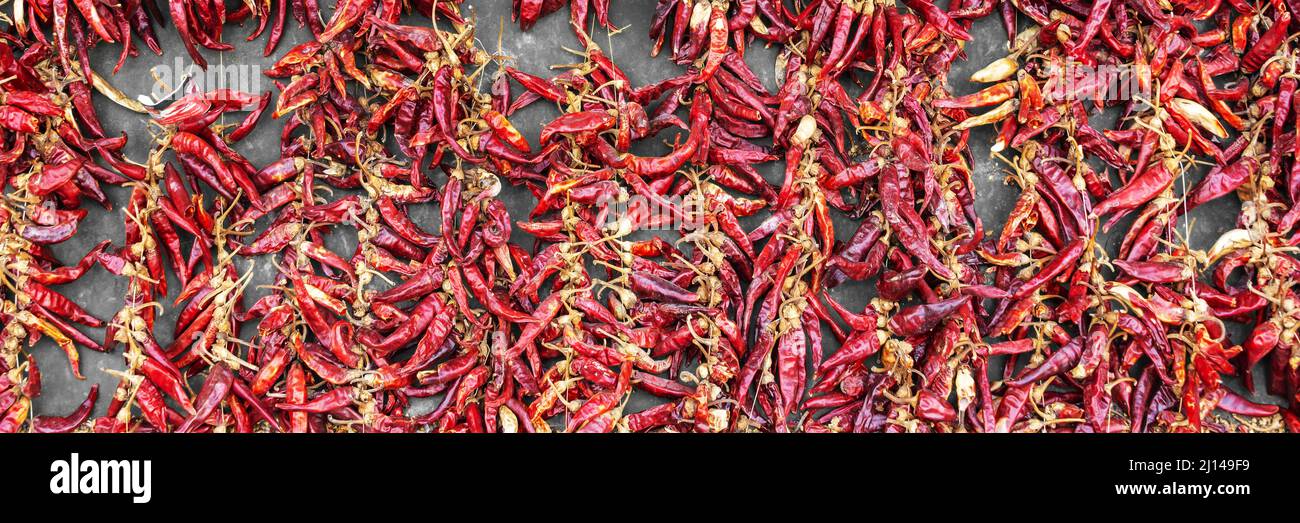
[25, 0, 1272, 421]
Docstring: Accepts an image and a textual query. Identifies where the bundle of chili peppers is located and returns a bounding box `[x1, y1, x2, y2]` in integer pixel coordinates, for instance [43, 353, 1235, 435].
[1, 0, 1298, 433]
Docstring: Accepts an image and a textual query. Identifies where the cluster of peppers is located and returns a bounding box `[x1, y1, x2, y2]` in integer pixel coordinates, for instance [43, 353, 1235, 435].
[936, 0, 1300, 432]
[1, 0, 1298, 432]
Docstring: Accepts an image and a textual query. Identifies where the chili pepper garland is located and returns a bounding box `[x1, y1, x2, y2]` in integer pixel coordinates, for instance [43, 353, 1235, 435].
[0, 0, 1298, 432]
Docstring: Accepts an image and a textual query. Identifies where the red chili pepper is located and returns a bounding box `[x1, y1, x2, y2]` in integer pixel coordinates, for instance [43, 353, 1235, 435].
[320, 0, 375, 42]
[1241, 10, 1292, 73]
[540, 110, 616, 143]
[1092, 161, 1173, 218]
